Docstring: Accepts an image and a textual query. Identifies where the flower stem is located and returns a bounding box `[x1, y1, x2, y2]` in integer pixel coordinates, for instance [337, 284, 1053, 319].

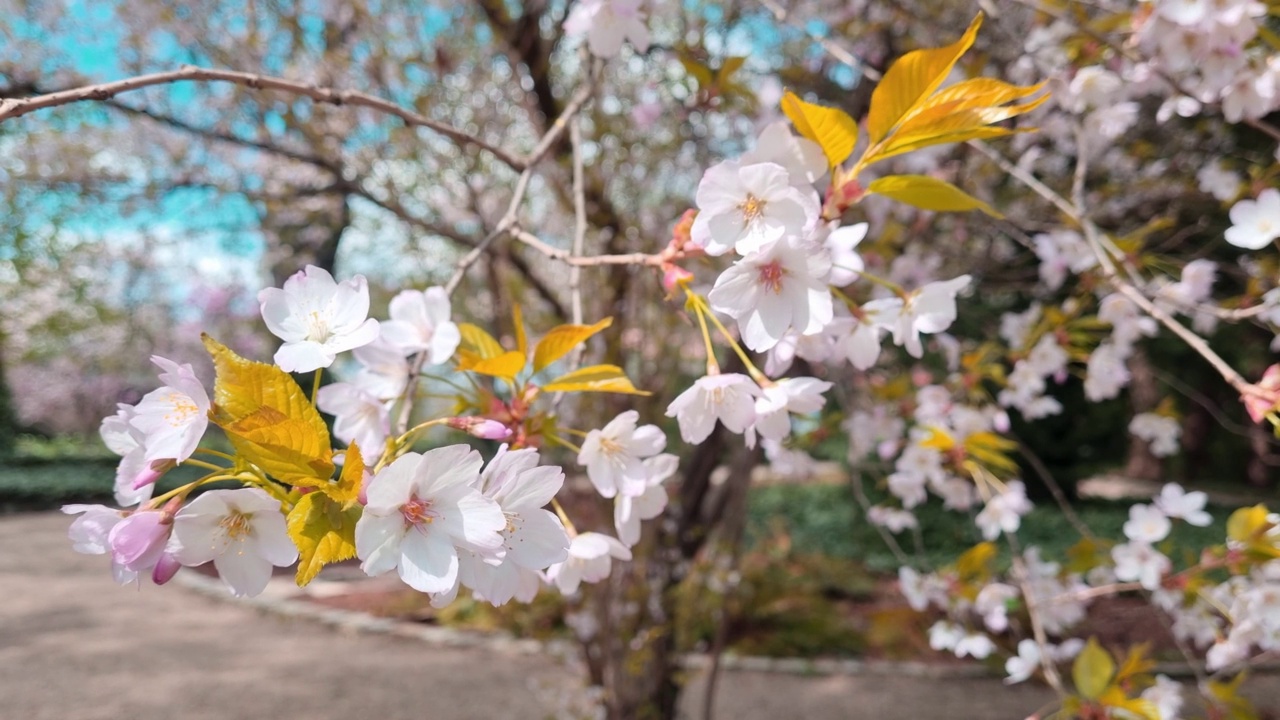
[546, 433, 583, 454]
[686, 289, 768, 384]
[311, 369, 323, 405]
[550, 497, 577, 535]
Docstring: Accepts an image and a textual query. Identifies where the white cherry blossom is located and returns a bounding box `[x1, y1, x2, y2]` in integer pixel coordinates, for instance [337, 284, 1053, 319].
[707, 234, 833, 352]
[172, 488, 297, 597]
[690, 161, 821, 256]
[130, 356, 210, 466]
[740, 121, 827, 188]
[614, 454, 677, 546]
[665, 373, 760, 444]
[546, 532, 633, 594]
[577, 410, 667, 498]
[822, 223, 867, 287]
[378, 287, 461, 364]
[355, 446, 506, 594]
[1004, 639, 1040, 684]
[1129, 413, 1181, 458]
[563, 0, 650, 59]
[458, 446, 570, 606]
[258, 265, 380, 372]
[877, 275, 971, 358]
[1112, 541, 1171, 590]
[316, 382, 390, 460]
[1155, 483, 1212, 527]
[749, 376, 832, 445]
[1225, 188, 1280, 250]
[975, 481, 1033, 541]
[1124, 504, 1172, 544]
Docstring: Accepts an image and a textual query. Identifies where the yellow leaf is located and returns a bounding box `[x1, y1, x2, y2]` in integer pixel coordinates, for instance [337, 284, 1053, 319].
[955, 542, 996, 583]
[455, 322, 504, 370]
[286, 490, 360, 587]
[717, 56, 747, 84]
[1115, 643, 1156, 681]
[1072, 637, 1115, 700]
[202, 335, 334, 484]
[781, 90, 859, 167]
[513, 304, 528, 359]
[919, 426, 957, 452]
[542, 364, 651, 395]
[679, 54, 714, 88]
[866, 174, 1002, 218]
[532, 317, 613, 373]
[468, 350, 527, 381]
[866, 13, 983, 144]
[872, 97, 1048, 163]
[1227, 505, 1272, 544]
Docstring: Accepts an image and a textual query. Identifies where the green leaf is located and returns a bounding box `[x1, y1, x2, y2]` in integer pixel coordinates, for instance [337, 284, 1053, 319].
[203, 334, 334, 484]
[542, 364, 650, 395]
[781, 90, 859, 167]
[532, 317, 613, 373]
[1072, 637, 1115, 701]
[866, 13, 983, 144]
[866, 174, 1002, 218]
[286, 490, 360, 587]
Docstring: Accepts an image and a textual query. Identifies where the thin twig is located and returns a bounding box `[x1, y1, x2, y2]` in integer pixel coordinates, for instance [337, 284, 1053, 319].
[510, 228, 662, 267]
[0, 65, 525, 169]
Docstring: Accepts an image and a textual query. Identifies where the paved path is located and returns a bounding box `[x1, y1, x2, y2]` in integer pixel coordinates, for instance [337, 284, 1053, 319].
[6, 511, 1277, 719]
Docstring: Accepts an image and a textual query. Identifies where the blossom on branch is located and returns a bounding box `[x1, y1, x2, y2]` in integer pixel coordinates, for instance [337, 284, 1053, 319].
[258, 265, 380, 373]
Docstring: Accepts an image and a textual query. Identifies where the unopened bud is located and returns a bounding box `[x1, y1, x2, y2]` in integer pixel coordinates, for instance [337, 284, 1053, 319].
[132, 459, 177, 490]
[447, 417, 512, 440]
[662, 263, 694, 292]
[152, 552, 181, 585]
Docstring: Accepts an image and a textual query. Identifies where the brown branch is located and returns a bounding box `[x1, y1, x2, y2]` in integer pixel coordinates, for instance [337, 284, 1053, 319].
[510, 228, 662, 267]
[0, 66, 526, 170]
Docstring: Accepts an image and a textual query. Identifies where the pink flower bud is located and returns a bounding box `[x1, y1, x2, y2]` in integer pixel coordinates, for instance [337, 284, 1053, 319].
[152, 552, 182, 585]
[108, 510, 172, 573]
[662, 264, 694, 292]
[131, 459, 176, 490]
[1244, 364, 1280, 423]
[446, 417, 512, 440]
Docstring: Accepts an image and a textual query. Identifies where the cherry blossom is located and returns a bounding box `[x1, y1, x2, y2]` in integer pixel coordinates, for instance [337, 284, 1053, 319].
[749, 376, 832, 445]
[740, 121, 827, 188]
[708, 234, 833, 352]
[1123, 504, 1172, 544]
[975, 481, 1033, 541]
[1155, 483, 1212, 527]
[129, 357, 209, 461]
[172, 488, 297, 597]
[1112, 541, 1171, 590]
[614, 454, 677, 546]
[378, 287, 461, 365]
[258, 265, 380, 372]
[1225, 188, 1280, 250]
[878, 276, 972, 358]
[1004, 639, 1041, 684]
[63, 504, 136, 584]
[822, 223, 867, 287]
[577, 410, 667, 498]
[1129, 413, 1181, 458]
[665, 373, 760, 444]
[108, 509, 181, 585]
[563, 0, 650, 59]
[355, 446, 506, 594]
[457, 446, 570, 606]
[316, 382, 390, 460]
[690, 161, 821, 256]
[352, 338, 411, 400]
[546, 532, 633, 594]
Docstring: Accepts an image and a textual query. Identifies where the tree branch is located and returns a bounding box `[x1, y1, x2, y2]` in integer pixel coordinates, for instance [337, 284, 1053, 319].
[0, 66, 527, 170]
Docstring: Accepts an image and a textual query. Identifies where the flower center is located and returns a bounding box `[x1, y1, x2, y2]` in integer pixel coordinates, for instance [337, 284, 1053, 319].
[757, 260, 785, 294]
[401, 494, 437, 526]
[219, 510, 254, 541]
[739, 194, 767, 223]
[597, 436, 624, 457]
[165, 393, 199, 427]
[305, 310, 333, 343]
